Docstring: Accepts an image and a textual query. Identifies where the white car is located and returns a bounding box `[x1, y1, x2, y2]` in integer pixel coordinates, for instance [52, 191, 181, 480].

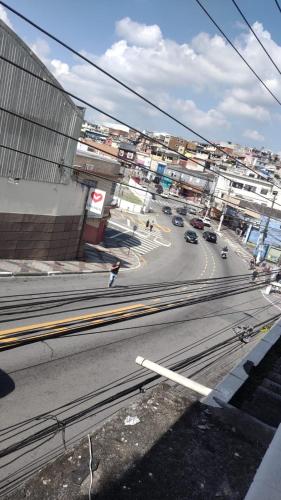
[187, 206, 199, 215]
[199, 217, 212, 228]
[161, 192, 169, 198]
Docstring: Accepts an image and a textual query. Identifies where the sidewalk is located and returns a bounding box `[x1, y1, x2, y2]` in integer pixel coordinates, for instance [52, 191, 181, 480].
[0, 241, 139, 277]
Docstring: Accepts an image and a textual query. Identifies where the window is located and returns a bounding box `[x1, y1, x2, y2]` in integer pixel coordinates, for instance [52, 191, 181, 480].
[260, 188, 269, 195]
[243, 184, 256, 192]
[232, 182, 243, 189]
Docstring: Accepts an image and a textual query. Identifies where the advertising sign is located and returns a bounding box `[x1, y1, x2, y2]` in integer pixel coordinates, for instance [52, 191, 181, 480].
[86, 188, 106, 215]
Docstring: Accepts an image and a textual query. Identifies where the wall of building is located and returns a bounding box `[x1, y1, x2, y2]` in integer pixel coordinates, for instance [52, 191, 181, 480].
[0, 176, 86, 216]
[215, 173, 274, 207]
[0, 20, 86, 261]
[0, 177, 86, 259]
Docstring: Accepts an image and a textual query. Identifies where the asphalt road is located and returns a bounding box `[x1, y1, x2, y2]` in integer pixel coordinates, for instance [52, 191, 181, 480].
[0, 203, 279, 496]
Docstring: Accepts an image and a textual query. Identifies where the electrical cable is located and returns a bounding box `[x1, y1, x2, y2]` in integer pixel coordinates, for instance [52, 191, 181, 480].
[0, 277, 273, 350]
[0, 55, 278, 212]
[1, 1, 281, 192]
[275, 0, 281, 15]
[231, 0, 281, 76]
[195, 0, 281, 106]
[0, 133, 278, 224]
[0, 310, 275, 461]
[0, 307, 277, 457]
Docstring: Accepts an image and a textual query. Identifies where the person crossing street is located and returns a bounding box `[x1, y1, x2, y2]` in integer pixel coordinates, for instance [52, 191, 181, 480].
[108, 260, 121, 288]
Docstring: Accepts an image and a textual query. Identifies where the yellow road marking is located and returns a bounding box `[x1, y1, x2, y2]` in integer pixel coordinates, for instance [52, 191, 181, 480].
[155, 223, 171, 233]
[0, 303, 146, 337]
[0, 303, 161, 348]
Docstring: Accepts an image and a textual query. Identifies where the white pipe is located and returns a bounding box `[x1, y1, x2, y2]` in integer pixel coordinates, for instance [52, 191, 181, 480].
[136, 356, 211, 396]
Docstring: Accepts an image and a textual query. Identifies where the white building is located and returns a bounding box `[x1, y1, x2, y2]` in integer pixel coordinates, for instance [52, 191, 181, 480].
[215, 171, 276, 209]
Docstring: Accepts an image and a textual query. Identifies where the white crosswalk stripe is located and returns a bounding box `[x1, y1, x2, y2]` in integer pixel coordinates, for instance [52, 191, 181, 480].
[107, 221, 170, 256]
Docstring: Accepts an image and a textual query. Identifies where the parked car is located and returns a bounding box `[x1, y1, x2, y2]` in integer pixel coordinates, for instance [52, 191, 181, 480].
[156, 185, 163, 194]
[203, 231, 217, 243]
[172, 215, 184, 227]
[161, 192, 169, 198]
[176, 207, 187, 216]
[184, 230, 198, 244]
[190, 218, 204, 230]
[162, 205, 172, 215]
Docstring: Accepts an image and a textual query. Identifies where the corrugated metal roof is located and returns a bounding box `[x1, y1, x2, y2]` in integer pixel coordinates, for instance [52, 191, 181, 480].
[0, 20, 83, 184]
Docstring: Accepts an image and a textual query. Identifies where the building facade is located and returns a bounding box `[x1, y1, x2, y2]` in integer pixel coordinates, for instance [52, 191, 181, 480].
[75, 147, 123, 245]
[0, 20, 85, 260]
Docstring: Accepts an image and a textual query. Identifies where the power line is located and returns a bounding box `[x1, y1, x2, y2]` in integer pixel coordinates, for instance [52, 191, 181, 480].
[195, 0, 281, 106]
[1, 95, 280, 221]
[0, 310, 276, 461]
[1, 1, 281, 192]
[275, 0, 281, 15]
[1, 138, 278, 224]
[1, 54, 278, 212]
[231, 0, 281, 76]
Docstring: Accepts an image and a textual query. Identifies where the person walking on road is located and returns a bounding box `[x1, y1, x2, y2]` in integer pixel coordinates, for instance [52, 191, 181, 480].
[108, 260, 121, 288]
[150, 220, 154, 232]
[249, 257, 255, 270]
[145, 219, 150, 230]
[252, 268, 259, 282]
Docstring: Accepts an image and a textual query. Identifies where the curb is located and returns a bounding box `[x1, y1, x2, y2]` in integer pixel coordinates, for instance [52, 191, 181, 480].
[0, 269, 108, 278]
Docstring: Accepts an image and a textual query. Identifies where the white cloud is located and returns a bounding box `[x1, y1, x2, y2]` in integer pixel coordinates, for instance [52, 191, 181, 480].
[219, 96, 270, 121]
[243, 129, 265, 142]
[30, 39, 50, 60]
[0, 5, 13, 29]
[116, 17, 162, 47]
[18, 17, 281, 146]
[50, 59, 69, 77]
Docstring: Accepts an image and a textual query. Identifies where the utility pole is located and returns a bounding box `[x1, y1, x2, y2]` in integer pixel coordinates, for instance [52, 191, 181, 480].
[217, 178, 232, 234]
[255, 190, 278, 264]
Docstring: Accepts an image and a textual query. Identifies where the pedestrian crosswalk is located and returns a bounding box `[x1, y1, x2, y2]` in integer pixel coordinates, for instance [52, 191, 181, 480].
[107, 221, 171, 257]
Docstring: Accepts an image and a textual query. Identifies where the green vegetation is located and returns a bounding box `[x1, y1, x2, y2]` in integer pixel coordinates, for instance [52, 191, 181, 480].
[120, 188, 142, 205]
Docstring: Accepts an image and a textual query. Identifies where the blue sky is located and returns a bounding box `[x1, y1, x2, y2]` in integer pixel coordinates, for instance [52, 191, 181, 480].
[2, 0, 281, 151]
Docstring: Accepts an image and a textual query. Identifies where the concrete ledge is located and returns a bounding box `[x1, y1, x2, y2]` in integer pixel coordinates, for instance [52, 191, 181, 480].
[204, 321, 281, 408]
[245, 424, 281, 499]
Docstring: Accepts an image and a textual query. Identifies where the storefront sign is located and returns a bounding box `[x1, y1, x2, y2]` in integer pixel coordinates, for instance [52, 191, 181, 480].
[86, 188, 106, 215]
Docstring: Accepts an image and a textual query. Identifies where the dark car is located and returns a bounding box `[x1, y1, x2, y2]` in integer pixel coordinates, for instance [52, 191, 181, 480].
[203, 231, 217, 243]
[190, 218, 204, 230]
[176, 207, 187, 216]
[184, 230, 198, 243]
[172, 215, 184, 227]
[162, 205, 172, 215]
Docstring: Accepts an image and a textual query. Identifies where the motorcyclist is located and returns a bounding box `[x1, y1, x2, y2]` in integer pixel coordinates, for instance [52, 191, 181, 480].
[221, 245, 228, 258]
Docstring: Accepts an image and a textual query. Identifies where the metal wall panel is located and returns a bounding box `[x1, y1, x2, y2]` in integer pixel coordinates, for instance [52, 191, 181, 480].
[0, 21, 84, 184]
